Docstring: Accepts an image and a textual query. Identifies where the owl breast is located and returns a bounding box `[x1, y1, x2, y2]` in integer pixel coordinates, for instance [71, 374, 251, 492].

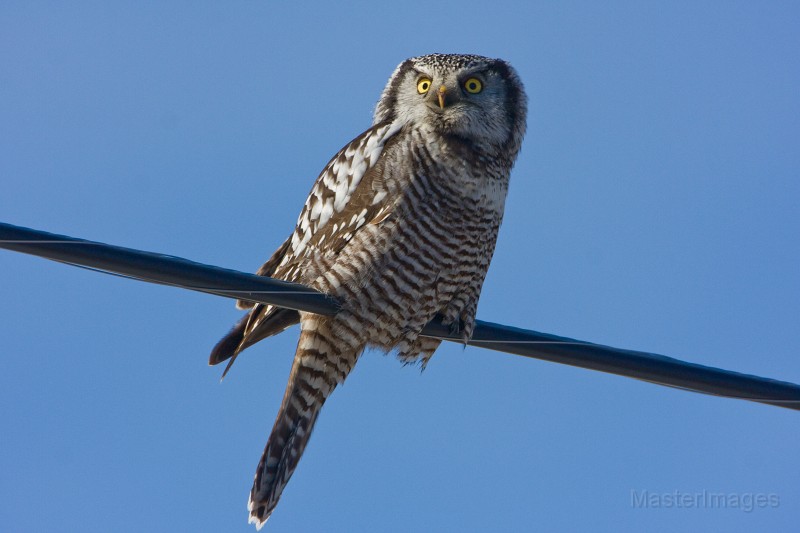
[307, 124, 509, 358]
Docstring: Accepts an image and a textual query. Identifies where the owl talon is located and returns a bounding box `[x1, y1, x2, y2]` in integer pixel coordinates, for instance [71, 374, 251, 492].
[448, 319, 464, 336]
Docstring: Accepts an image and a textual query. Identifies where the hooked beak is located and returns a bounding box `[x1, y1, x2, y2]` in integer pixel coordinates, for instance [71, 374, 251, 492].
[437, 85, 447, 109]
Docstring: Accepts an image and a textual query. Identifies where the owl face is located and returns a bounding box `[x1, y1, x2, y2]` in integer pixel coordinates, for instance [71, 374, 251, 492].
[374, 54, 527, 156]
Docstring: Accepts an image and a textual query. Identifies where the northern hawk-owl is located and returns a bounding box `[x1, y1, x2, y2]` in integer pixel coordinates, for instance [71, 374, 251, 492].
[210, 53, 527, 528]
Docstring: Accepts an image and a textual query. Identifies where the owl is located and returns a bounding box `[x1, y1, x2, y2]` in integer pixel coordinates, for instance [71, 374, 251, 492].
[210, 53, 527, 528]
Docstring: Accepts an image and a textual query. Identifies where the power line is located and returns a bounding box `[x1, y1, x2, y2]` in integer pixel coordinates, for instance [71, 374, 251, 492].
[2, 221, 799, 411]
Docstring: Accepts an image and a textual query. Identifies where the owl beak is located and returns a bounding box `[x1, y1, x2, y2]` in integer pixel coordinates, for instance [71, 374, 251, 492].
[437, 85, 447, 109]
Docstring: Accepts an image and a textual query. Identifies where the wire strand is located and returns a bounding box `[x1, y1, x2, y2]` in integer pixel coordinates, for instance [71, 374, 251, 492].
[2, 221, 798, 410]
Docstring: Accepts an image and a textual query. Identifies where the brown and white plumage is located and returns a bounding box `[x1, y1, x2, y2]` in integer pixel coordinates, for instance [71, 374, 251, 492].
[210, 53, 527, 528]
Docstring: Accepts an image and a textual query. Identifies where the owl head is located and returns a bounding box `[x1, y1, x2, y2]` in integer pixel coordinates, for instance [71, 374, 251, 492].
[374, 53, 527, 158]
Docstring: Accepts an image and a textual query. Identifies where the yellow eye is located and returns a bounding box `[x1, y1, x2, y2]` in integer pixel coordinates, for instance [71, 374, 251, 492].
[417, 78, 432, 94]
[464, 77, 482, 94]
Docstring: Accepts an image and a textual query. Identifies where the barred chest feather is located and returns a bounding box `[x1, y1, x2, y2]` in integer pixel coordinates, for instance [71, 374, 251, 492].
[307, 122, 509, 354]
[414, 123, 510, 211]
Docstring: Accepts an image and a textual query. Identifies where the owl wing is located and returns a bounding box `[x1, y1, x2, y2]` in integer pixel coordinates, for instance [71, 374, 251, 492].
[209, 120, 404, 376]
[275, 120, 404, 279]
[235, 235, 293, 310]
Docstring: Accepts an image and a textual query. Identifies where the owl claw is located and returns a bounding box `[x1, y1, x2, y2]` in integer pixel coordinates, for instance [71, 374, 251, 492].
[448, 319, 462, 336]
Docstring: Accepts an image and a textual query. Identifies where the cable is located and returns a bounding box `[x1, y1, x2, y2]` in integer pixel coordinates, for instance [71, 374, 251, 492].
[2, 221, 799, 410]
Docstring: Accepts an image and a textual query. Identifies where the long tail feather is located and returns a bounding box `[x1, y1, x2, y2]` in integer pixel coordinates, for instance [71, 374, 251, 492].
[247, 317, 359, 528]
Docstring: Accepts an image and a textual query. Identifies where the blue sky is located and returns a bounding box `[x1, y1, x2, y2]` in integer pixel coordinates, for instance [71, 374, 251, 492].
[1, 2, 798, 532]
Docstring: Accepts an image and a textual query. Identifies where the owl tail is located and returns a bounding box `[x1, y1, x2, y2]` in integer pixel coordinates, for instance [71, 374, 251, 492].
[248, 316, 360, 528]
